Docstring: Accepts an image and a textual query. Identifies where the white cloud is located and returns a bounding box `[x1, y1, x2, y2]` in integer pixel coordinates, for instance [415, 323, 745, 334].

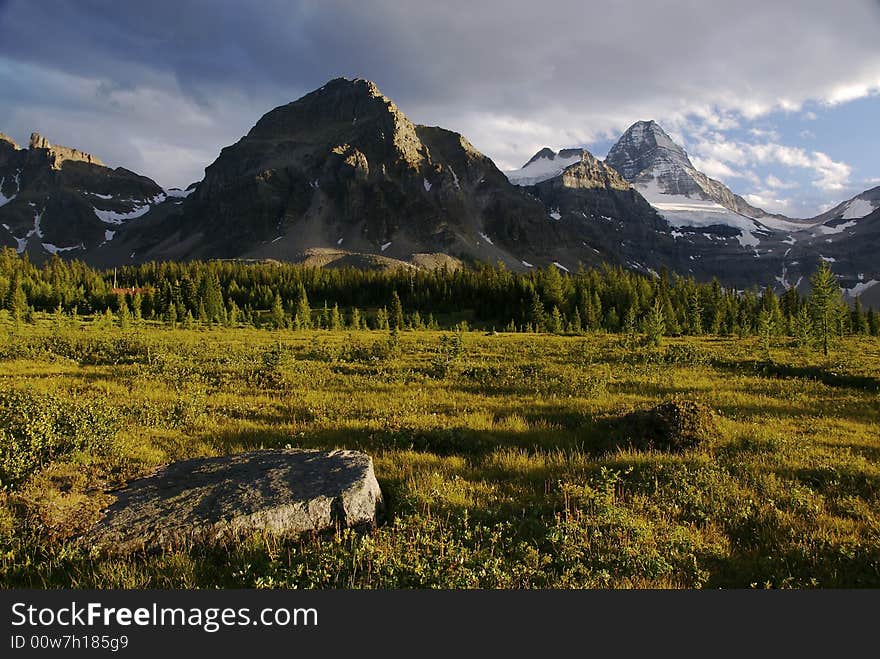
[744, 192, 796, 215]
[721, 141, 853, 192]
[690, 156, 741, 181]
[823, 80, 880, 105]
[765, 174, 799, 190]
[748, 127, 780, 140]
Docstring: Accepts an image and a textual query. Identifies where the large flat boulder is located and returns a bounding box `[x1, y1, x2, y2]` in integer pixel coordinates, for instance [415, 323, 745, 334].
[82, 449, 383, 554]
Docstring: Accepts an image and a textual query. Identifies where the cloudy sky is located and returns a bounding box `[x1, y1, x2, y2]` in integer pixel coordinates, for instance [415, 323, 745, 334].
[1, 0, 878, 217]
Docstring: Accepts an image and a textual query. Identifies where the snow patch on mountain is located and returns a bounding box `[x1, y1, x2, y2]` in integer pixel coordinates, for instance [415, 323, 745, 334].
[449, 166, 460, 190]
[93, 193, 164, 225]
[638, 179, 764, 247]
[846, 279, 879, 297]
[42, 243, 81, 255]
[505, 150, 584, 186]
[818, 220, 858, 235]
[0, 175, 19, 207]
[841, 198, 877, 220]
[95, 205, 152, 224]
[165, 187, 194, 199]
[14, 209, 44, 254]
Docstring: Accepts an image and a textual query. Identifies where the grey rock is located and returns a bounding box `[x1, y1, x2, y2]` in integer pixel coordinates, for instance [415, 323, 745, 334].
[82, 448, 383, 554]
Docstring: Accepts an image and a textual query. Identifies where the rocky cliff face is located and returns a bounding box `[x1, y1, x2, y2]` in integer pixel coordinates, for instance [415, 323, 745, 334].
[28, 132, 105, 169]
[0, 132, 165, 260]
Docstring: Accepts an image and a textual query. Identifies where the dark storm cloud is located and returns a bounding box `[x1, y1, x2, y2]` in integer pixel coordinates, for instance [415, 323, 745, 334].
[1, 0, 878, 193]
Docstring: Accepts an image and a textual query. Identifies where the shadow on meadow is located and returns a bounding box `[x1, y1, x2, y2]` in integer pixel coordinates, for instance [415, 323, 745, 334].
[706, 531, 880, 588]
[713, 359, 880, 392]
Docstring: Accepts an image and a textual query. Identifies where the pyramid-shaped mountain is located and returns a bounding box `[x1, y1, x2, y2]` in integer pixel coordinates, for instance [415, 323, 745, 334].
[107, 78, 602, 271]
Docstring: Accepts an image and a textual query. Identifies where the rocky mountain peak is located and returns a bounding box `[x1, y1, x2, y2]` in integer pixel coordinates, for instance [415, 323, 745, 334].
[0, 133, 19, 150]
[558, 152, 631, 191]
[522, 147, 557, 168]
[506, 147, 595, 186]
[243, 77, 425, 172]
[605, 120, 692, 181]
[28, 132, 105, 169]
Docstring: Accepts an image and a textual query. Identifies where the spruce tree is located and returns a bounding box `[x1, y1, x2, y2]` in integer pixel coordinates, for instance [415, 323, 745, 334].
[390, 291, 404, 330]
[528, 289, 545, 332]
[868, 308, 879, 337]
[227, 299, 240, 327]
[645, 299, 665, 347]
[547, 306, 563, 333]
[294, 287, 311, 329]
[118, 293, 132, 330]
[271, 293, 287, 330]
[376, 306, 389, 330]
[851, 297, 868, 335]
[132, 291, 143, 324]
[687, 291, 703, 335]
[330, 303, 342, 331]
[7, 271, 27, 323]
[321, 301, 330, 330]
[808, 262, 842, 357]
[795, 304, 812, 348]
[571, 307, 583, 334]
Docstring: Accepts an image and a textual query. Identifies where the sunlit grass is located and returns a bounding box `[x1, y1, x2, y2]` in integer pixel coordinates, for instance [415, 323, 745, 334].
[0, 318, 878, 588]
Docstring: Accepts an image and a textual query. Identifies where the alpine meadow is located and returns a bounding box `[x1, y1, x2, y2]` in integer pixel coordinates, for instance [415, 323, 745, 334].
[1, 249, 878, 588]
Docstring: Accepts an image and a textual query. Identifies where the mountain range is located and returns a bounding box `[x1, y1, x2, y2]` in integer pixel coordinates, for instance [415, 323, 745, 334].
[2, 78, 877, 303]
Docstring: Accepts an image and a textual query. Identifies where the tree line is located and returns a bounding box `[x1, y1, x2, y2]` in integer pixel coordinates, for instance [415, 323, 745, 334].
[1, 248, 877, 348]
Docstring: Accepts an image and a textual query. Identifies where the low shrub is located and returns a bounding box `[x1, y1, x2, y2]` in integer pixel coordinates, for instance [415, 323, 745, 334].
[0, 389, 119, 489]
[614, 399, 719, 452]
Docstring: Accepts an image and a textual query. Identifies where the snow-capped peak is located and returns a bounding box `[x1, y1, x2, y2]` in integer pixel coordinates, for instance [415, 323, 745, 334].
[605, 120, 693, 181]
[504, 147, 589, 186]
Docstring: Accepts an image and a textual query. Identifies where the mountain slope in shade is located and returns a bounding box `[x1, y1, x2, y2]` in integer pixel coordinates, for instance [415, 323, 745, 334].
[106, 78, 606, 272]
[0, 132, 166, 260]
[795, 189, 880, 298]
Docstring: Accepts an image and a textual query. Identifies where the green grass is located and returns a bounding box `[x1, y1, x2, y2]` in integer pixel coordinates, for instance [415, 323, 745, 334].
[1, 318, 879, 588]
